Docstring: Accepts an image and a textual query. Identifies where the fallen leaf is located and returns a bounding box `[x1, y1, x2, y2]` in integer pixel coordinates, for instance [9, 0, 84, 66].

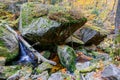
[61, 68, 67, 73]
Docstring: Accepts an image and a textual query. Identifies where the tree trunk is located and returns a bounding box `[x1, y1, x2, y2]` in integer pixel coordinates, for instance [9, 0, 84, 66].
[115, 0, 120, 35]
[115, 0, 120, 56]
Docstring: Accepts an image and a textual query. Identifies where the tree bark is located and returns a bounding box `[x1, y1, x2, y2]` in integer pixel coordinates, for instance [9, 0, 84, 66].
[115, 0, 120, 35]
[114, 0, 120, 56]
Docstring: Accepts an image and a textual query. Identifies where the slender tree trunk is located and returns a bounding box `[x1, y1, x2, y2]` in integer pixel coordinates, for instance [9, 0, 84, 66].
[115, 0, 120, 57]
[115, 0, 120, 35]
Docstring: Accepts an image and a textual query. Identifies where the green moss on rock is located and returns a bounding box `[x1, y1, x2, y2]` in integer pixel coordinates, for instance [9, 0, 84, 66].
[0, 65, 21, 79]
[0, 25, 18, 62]
[20, 2, 87, 46]
[35, 62, 53, 74]
[21, 2, 86, 27]
[57, 45, 76, 72]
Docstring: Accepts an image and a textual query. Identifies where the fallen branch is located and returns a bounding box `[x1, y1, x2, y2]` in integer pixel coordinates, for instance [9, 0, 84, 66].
[4, 24, 56, 65]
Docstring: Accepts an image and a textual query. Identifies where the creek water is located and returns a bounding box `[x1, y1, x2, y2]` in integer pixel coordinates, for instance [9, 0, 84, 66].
[18, 42, 36, 64]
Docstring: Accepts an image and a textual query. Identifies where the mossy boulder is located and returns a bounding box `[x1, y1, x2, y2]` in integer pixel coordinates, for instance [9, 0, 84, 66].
[35, 62, 53, 74]
[0, 24, 18, 62]
[57, 45, 76, 72]
[0, 65, 21, 79]
[20, 2, 87, 46]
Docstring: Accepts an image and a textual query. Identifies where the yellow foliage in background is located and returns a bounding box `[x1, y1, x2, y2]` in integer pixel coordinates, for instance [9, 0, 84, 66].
[70, 0, 116, 30]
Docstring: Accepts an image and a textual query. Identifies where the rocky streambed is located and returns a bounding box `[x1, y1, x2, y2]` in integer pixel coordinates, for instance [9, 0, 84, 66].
[0, 1, 120, 80]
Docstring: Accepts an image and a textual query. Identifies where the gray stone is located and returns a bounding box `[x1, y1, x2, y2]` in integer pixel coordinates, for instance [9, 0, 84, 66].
[32, 71, 49, 80]
[85, 72, 102, 80]
[18, 66, 32, 80]
[96, 53, 110, 61]
[101, 64, 120, 80]
[35, 62, 53, 74]
[48, 72, 64, 80]
[75, 27, 107, 45]
[85, 72, 95, 80]
[48, 71, 76, 80]
[76, 62, 90, 71]
[0, 65, 21, 79]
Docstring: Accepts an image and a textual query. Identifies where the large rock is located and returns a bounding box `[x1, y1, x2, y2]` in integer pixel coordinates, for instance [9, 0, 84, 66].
[57, 45, 76, 72]
[85, 72, 103, 80]
[35, 62, 53, 74]
[48, 72, 64, 80]
[48, 72, 74, 80]
[101, 64, 120, 80]
[75, 26, 107, 45]
[76, 62, 91, 71]
[20, 2, 87, 46]
[7, 65, 32, 80]
[0, 24, 19, 62]
[32, 71, 49, 80]
[0, 65, 21, 79]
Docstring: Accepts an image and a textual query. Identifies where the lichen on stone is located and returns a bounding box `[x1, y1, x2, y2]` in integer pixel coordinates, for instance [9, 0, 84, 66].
[0, 25, 18, 62]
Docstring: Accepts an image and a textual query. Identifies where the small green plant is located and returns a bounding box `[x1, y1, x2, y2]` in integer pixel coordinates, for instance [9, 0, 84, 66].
[114, 34, 120, 56]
